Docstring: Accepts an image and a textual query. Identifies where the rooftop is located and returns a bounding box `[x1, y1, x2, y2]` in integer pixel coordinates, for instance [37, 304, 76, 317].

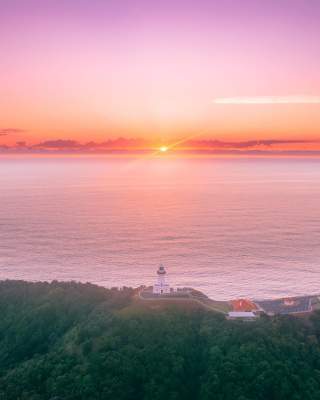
[228, 311, 257, 318]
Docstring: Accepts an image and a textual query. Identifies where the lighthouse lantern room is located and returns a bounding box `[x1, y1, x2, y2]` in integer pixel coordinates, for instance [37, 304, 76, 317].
[153, 264, 170, 295]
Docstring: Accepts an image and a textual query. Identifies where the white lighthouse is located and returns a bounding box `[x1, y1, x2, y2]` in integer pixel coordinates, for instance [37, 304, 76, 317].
[153, 264, 170, 295]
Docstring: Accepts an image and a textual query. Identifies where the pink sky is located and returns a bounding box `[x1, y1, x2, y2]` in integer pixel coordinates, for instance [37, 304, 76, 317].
[1, 0, 320, 149]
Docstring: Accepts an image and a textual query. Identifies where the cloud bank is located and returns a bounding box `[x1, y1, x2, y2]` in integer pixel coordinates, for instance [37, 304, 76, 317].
[1, 137, 320, 157]
[213, 96, 320, 105]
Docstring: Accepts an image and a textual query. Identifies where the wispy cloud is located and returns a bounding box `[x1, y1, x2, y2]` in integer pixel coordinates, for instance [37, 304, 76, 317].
[187, 139, 315, 149]
[33, 139, 81, 149]
[32, 138, 148, 150]
[0, 128, 25, 136]
[213, 96, 320, 105]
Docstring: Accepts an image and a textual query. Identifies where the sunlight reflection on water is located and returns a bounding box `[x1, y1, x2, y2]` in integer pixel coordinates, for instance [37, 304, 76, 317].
[1, 157, 320, 300]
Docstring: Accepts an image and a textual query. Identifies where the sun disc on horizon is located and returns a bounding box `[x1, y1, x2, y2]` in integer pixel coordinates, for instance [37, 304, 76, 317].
[159, 146, 168, 152]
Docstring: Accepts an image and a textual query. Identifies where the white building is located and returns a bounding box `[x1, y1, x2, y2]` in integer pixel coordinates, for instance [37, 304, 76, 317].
[153, 264, 170, 295]
[227, 311, 257, 320]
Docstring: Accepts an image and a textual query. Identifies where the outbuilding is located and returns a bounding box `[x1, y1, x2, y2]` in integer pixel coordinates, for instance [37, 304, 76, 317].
[227, 311, 257, 320]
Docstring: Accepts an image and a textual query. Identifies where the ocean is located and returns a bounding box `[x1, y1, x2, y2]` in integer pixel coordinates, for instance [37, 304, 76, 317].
[1, 156, 320, 300]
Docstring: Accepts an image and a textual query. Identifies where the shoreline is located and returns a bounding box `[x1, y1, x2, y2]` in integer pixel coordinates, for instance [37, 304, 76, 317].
[0, 278, 318, 317]
[138, 285, 318, 316]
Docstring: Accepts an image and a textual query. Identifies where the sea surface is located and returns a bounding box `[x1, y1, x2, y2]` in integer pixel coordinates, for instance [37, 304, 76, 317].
[1, 156, 320, 300]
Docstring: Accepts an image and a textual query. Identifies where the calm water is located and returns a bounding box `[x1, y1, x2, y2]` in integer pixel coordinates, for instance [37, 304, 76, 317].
[1, 157, 320, 300]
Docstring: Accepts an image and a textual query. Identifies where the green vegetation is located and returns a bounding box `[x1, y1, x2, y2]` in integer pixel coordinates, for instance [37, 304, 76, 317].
[0, 281, 320, 400]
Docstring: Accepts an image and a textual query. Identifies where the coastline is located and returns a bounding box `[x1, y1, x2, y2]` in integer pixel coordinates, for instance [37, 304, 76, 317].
[1, 278, 318, 317]
[138, 285, 318, 316]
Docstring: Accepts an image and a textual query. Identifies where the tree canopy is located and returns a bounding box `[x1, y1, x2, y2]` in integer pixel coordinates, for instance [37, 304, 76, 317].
[0, 280, 319, 400]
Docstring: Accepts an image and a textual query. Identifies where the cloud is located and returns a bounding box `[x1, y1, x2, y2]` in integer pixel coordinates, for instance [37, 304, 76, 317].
[32, 138, 149, 151]
[0, 128, 25, 135]
[1, 137, 320, 156]
[213, 96, 320, 105]
[84, 138, 148, 149]
[27, 138, 317, 152]
[187, 139, 315, 149]
[33, 140, 81, 149]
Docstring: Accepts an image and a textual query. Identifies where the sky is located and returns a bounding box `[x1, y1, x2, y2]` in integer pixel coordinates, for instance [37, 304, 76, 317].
[1, 0, 320, 153]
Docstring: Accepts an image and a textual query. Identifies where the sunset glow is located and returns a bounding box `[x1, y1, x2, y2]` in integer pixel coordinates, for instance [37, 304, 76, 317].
[3, 2, 320, 396]
[1, 0, 320, 155]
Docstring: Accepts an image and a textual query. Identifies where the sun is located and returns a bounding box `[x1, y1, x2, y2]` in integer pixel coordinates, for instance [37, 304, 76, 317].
[159, 146, 168, 153]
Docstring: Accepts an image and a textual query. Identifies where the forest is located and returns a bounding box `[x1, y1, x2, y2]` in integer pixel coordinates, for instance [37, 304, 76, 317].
[0, 280, 320, 400]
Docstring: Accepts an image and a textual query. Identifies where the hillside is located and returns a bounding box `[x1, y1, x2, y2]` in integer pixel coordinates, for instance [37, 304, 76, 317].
[0, 281, 320, 399]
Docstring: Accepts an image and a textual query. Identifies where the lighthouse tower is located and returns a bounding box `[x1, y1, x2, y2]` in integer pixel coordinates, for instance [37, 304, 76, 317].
[153, 264, 170, 295]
